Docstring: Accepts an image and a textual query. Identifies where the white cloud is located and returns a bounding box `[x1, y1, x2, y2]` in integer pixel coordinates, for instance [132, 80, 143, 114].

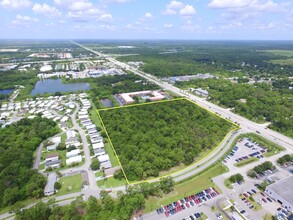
[257, 21, 276, 30]
[12, 14, 38, 26]
[32, 3, 61, 17]
[103, 0, 129, 3]
[66, 8, 102, 21]
[163, 1, 184, 15]
[208, 0, 251, 8]
[0, 0, 31, 9]
[164, 23, 173, 28]
[54, 0, 92, 11]
[164, 1, 196, 16]
[179, 5, 196, 16]
[99, 24, 116, 31]
[167, 1, 184, 9]
[99, 13, 112, 22]
[144, 12, 153, 19]
[208, 0, 279, 11]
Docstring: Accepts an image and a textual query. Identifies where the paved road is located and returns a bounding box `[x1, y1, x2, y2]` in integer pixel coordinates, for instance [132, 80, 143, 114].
[172, 130, 241, 182]
[33, 142, 44, 170]
[2, 42, 292, 219]
[72, 41, 293, 152]
[59, 102, 100, 199]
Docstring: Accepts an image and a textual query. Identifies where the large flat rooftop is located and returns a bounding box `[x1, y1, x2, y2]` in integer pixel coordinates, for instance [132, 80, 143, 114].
[266, 175, 293, 205]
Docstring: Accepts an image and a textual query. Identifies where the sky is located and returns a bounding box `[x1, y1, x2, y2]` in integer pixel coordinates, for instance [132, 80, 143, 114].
[0, 0, 292, 40]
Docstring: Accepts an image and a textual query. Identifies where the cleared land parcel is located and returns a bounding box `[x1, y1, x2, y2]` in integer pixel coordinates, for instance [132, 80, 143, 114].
[99, 99, 235, 182]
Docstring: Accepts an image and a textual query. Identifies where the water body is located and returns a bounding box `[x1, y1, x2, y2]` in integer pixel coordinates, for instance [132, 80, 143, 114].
[0, 89, 13, 95]
[31, 79, 90, 95]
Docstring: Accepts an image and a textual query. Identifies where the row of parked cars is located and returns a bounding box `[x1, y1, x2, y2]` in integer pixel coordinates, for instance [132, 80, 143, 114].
[240, 188, 260, 210]
[276, 208, 292, 220]
[233, 139, 267, 163]
[156, 187, 220, 217]
[183, 212, 202, 220]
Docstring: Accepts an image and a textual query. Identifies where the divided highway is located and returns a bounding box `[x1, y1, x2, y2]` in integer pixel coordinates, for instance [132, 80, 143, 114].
[72, 41, 293, 152]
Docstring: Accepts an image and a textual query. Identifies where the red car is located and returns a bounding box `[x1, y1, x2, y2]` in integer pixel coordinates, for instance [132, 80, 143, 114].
[262, 198, 267, 203]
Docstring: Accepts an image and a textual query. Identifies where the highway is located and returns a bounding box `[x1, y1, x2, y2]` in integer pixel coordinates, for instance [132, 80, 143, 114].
[72, 41, 293, 152]
[1, 41, 292, 219]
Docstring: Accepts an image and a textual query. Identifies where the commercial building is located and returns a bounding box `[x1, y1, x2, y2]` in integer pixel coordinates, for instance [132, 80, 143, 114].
[265, 175, 293, 211]
[190, 88, 209, 97]
[119, 90, 165, 105]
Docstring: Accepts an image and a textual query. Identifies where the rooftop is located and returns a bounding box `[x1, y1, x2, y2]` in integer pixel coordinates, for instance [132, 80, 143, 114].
[266, 175, 293, 205]
[44, 172, 58, 194]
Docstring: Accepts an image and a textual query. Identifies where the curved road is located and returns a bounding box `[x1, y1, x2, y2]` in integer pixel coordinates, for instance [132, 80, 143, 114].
[71, 41, 292, 151]
[1, 42, 292, 219]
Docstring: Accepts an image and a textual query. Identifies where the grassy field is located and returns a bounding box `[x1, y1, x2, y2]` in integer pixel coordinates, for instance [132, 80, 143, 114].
[144, 163, 228, 213]
[97, 176, 127, 188]
[0, 198, 39, 215]
[224, 178, 233, 189]
[270, 58, 293, 66]
[234, 157, 259, 167]
[263, 214, 274, 220]
[243, 133, 284, 157]
[265, 50, 293, 57]
[56, 174, 82, 196]
[247, 195, 262, 211]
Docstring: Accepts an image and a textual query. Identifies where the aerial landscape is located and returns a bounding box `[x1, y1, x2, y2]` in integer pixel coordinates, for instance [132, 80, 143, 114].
[1, 0, 293, 220]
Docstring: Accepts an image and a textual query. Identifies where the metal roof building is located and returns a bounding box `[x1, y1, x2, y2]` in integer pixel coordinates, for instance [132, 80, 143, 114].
[265, 175, 293, 211]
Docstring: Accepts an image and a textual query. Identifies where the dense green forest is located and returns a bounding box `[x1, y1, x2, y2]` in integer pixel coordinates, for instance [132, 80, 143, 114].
[0, 117, 59, 208]
[0, 69, 38, 100]
[100, 99, 234, 181]
[15, 177, 174, 220]
[66, 73, 159, 107]
[176, 78, 293, 137]
[113, 42, 293, 77]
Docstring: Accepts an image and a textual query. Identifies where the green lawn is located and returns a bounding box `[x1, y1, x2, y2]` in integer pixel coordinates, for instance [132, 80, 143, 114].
[265, 50, 293, 57]
[270, 58, 293, 66]
[224, 178, 233, 189]
[144, 163, 228, 213]
[234, 157, 259, 167]
[0, 198, 39, 215]
[56, 174, 82, 196]
[104, 142, 119, 167]
[95, 171, 103, 177]
[97, 176, 127, 188]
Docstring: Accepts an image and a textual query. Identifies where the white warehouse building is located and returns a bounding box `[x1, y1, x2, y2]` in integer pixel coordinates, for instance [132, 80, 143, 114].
[265, 175, 293, 212]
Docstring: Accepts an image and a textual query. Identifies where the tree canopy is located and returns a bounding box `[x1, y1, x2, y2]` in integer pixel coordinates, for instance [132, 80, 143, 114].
[0, 117, 59, 207]
[99, 99, 234, 181]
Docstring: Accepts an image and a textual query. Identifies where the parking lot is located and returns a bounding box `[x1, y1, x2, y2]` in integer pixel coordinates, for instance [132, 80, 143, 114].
[155, 187, 220, 219]
[213, 173, 289, 220]
[223, 137, 268, 170]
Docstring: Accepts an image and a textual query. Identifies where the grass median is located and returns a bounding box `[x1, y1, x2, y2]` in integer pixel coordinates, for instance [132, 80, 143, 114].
[144, 163, 228, 213]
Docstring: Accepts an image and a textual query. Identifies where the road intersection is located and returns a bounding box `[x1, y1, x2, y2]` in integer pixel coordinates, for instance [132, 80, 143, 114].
[1, 42, 292, 219]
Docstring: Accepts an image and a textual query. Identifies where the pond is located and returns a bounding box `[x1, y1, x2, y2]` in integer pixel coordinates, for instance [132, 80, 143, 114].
[31, 79, 91, 95]
[0, 89, 13, 95]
